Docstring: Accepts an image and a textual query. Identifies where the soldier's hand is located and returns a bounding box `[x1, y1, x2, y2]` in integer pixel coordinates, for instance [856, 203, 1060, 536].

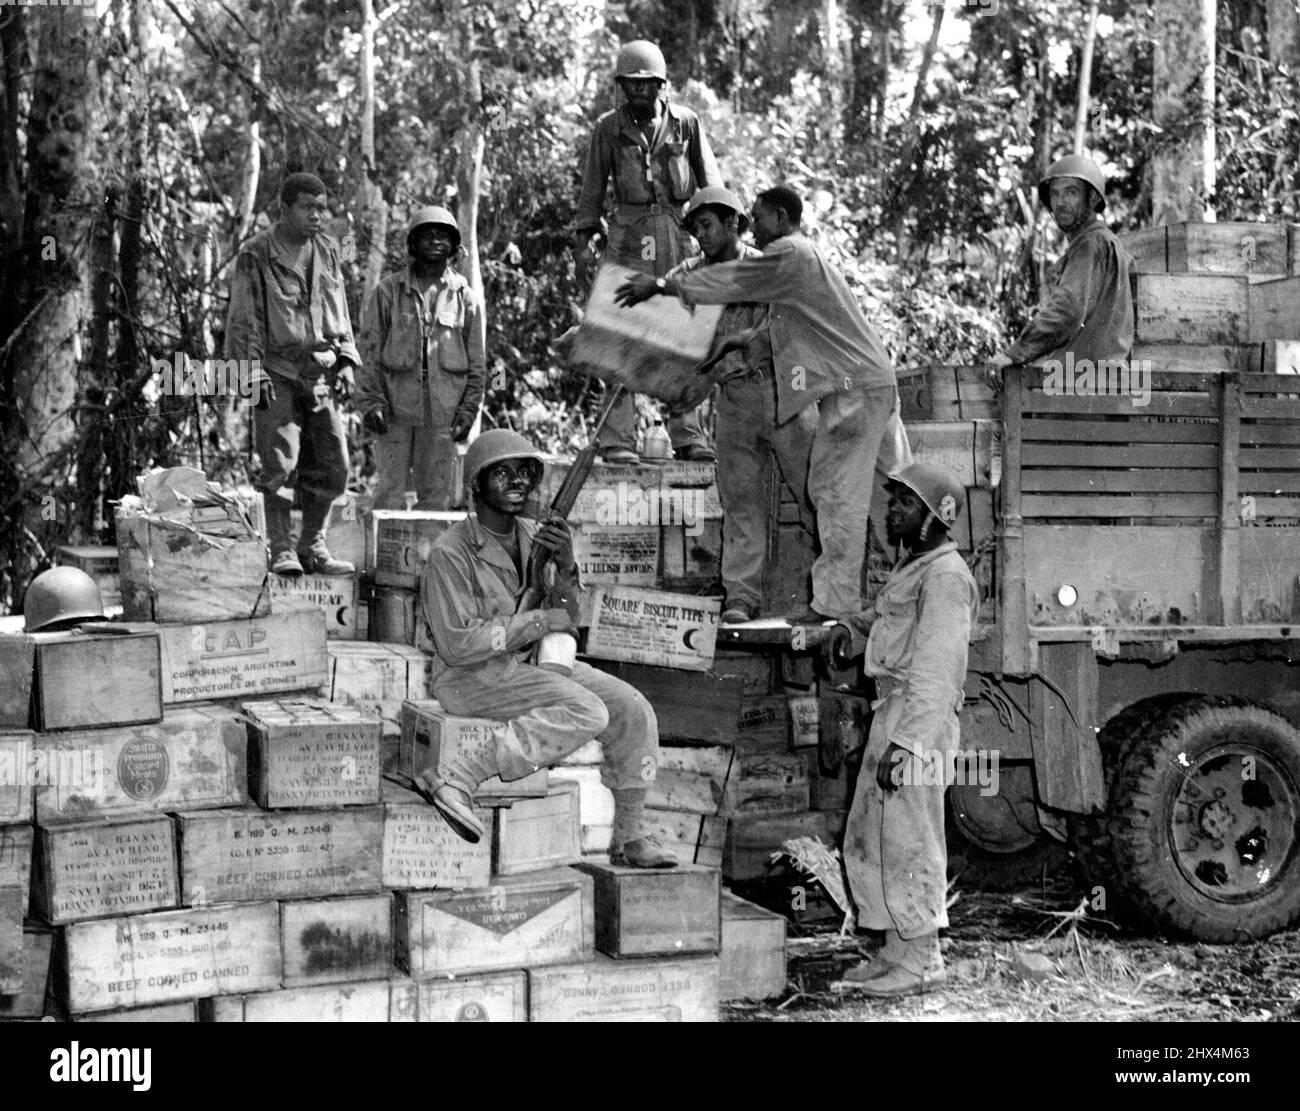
[614, 273, 660, 308]
[333, 361, 355, 402]
[984, 352, 1014, 391]
[363, 407, 389, 436]
[533, 516, 575, 573]
[573, 235, 596, 286]
[449, 410, 475, 442]
[542, 608, 579, 638]
[876, 742, 909, 793]
[254, 377, 277, 411]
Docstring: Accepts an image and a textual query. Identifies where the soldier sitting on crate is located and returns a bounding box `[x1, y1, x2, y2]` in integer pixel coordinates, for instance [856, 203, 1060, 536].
[357, 206, 485, 511]
[841, 462, 978, 999]
[415, 429, 678, 869]
[986, 154, 1135, 384]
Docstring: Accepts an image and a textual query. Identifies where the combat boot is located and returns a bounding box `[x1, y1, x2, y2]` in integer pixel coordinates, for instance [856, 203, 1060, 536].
[411, 724, 511, 844]
[297, 497, 354, 576]
[265, 499, 303, 577]
[609, 788, 679, 868]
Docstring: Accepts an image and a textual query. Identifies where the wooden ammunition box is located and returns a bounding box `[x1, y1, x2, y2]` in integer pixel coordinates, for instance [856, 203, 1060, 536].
[398, 700, 548, 801]
[34, 814, 178, 924]
[0, 823, 33, 914]
[157, 610, 329, 704]
[270, 573, 366, 640]
[527, 953, 720, 1022]
[576, 860, 720, 958]
[492, 780, 581, 875]
[34, 705, 247, 823]
[177, 805, 383, 904]
[81, 1001, 199, 1022]
[31, 631, 162, 731]
[381, 779, 492, 890]
[322, 641, 432, 703]
[243, 698, 381, 809]
[584, 586, 719, 672]
[0, 638, 35, 729]
[414, 969, 527, 1021]
[0, 733, 34, 822]
[393, 866, 594, 979]
[720, 891, 787, 1001]
[280, 892, 392, 988]
[0, 926, 53, 1019]
[54, 545, 121, 608]
[722, 752, 810, 817]
[116, 511, 270, 623]
[372, 510, 466, 589]
[61, 901, 282, 1014]
[203, 979, 417, 1022]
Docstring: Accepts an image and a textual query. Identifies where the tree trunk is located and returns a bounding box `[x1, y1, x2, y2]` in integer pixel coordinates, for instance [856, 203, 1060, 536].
[79, 189, 116, 537]
[1151, 0, 1217, 224]
[451, 0, 485, 433]
[359, 0, 388, 294]
[818, 0, 846, 149]
[1073, 0, 1101, 155]
[1266, 0, 1300, 68]
[234, 44, 261, 246]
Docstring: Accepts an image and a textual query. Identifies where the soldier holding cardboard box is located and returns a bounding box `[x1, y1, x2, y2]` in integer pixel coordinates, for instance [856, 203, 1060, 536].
[416, 430, 677, 869]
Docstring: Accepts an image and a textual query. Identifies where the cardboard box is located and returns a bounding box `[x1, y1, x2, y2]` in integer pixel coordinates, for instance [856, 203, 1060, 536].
[393, 866, 594, 978]
[720, 891, 787, 1001]
[576, 860, 720, 958]
[243, 698, 382, 808]
[527, 953, 719, 1022]
[0, 734, 34, 823]
[492, 780, 581, 875]
[34, 705, 247, 823]
[269, 573, 366, 640]
[323, 642, 431, 704]
[0, 823, 33, 914]
[202, 979, 416, 1022]
[61, 901, 282, 1013]
[178, 806, 383, 904]
[34, 814, 178, 924]
[158, 610, 329, 704]
[398, 700, 548, 801]
[372, 510, 465, 588]
[0, 926, 52, 1018]
[584, 586, 720, 672]
[54, 545, 121, 607]
[116, 510, 270, 623]
[413, 969, 526, 1022]
[280, 892, 392, 987]
[0, 638, 35, 729]
[381, 779, 492, 890]
[31, 631, 163, 731]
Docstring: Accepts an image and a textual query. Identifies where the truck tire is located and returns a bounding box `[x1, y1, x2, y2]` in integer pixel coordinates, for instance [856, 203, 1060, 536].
[946, 765, 1066, 891]
[1106, 697, 1300, 941]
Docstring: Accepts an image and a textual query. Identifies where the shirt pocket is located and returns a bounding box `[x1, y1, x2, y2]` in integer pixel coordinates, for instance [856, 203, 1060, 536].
[614, 137, 652, 203]
[661, 140, 693, 202]
[381, 306, 424, 370]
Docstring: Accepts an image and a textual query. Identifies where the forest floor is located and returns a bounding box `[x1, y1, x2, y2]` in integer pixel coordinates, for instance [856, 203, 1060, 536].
[722, 857, 1300, 1023]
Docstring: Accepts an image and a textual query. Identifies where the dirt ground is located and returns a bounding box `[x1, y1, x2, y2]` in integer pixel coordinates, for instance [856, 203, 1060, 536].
[723, 859, 1300, 1023]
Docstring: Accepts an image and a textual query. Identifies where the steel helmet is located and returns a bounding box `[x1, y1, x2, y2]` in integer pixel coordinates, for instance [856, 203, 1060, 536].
[683, 186, 750, 233]
[885, 462, 965, 529]
[407, 205, 461, 250]
[24, 566, 106, 632]
[1038, 154, 1107, 212]
[464, 429, 545, 497]
[615, 40, 667, 82]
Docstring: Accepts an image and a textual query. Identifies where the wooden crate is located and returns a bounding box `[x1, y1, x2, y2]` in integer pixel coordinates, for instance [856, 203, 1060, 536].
[31, 631, 162, 731]
[720, 891, 787, 1001]
[532, 455, 661, 525]
[116, 511, 270, 623]
[576, 860, 720, 958]
[723, 810, 846, 882]
[547, 767, 614, 849]
[177, 805, 383, 904]
[641, 809, 727, 868]
[1135, 273, 1251, 345]
[398, 700, 548, 801]
[492, 780, 581, 875]
[907, 420, 1001, 489]
[280, 892, 392, 988]
[1246, 275, 1300, 343]
[1246, 338, 1300, 375]
[0, 926, 53, 1019]
[0, 883, 19, 993]
[34, 814, 178, 924]
[368, 586, 433, 654]
[61, 901, 282, 1014]
[805, 749, 852, 811]
[80, 1001, 199, 1022]
[243, 698, 381, 809]
[0, 823, 32, 914]
[735, 694, 791, 753]
[585, 659, 744, 744]
[203, 978, 415, 1022]
[1166, 221, 1291, 279]
[660, 519, 723, 590]
[818, 691, 871, 769]
[54, 545, 121, 608]
[711, 650, 773, 697]
[372, 510, 465, 589]
[381, 779, 492, 890]
[527, 953, 720, 1022]
[270, 573, 366, 640]
[0, 734, 34, 823]
[322, 641, 431, 704]
[648, 745, 733, 816]
[1130, 343, 1252, 375]
[35, 705, 247, 823]
[393, 866, 594, 979]
[722, 752, 810, 817]
[413, 969, 527, 1022]
[584, 586, 720, 672]
[158, 610, 329, 704]
[787, 694, 819, 748]
[572, 524, 660, 588]
[0, 638, 35, 729]
[895, 365, 998, 421]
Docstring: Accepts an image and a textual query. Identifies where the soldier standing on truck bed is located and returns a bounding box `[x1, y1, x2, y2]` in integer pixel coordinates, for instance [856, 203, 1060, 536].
[987, 154, 1135, 383]
[841, 462, 977, 998]
[573, 39, 721, 465]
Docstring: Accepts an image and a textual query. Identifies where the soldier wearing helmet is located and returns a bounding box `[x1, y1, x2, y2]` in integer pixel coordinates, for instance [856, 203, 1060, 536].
[573, 39, 722, 465]
[988, 154, 1135, 383]
[668, 186, 816, 625]
[415, 429, 677, 868]
[357, 205, 486, 511]
[840, 461, 979, 998]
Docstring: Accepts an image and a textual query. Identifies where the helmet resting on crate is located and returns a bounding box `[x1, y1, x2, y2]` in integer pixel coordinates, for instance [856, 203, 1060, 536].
[24, 566, 106, 632]
[885, 462, 965, 530]
[464, 429, 545, 497]
[1038, 154, 1107, 212]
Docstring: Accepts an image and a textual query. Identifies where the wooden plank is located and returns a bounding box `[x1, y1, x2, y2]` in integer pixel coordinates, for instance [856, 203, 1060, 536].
[34, 815, 178, 924]
[1239, 370, 1300, 393]
[1130, 343, 1251, 375]
[1002, 365, 1031, 676]
[526, 953, 719, 1022]
[1251, 497, 1300, 516]
[492, 781, 582, 875]
[205, 979, 414, 1022]
[398, 700, 548, 801]
[735, 694, 791, 753]
[1022, 442, 1218, 468]
[62, 901, 281, 1014]
[1021, 494, 1217, 518]
[576, 860, 720, 958]
[35, 705, 247, 823]
[1119, 225, 1167, 272]
[1022, 418, 1220, 443]
[368, 587, 433, 654]
[32, 632, 162, 731]
[1240, 396, 1300, 419]
[177, 806, 383, 904]
[1239, 527, 1300, 622]
[1021, 469, 1219, 493]
[392, 866, 594, 979]
[1238, 447, 1300, 467]
[0, 883, 19, 994]
[1023, 390, 1217, 417]
[584, 586, 720, 672]
[414, 970, 528, 1022]
[906, 420, 1001, 488]
[1218, 376, 1242, 625]
[381, 778, 492, 889]
[280, 893, 392, 988]
[0, 823, 32, 916]
[585, 659, 744, 744]
[720, 891, 787, 1002]
[638, 808, 726, 868]
[1239, 422, 1300, 445]
[243, 698, 382, 809]
[1240, 473, 1300, 494]
[895, 364, 999, 421]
